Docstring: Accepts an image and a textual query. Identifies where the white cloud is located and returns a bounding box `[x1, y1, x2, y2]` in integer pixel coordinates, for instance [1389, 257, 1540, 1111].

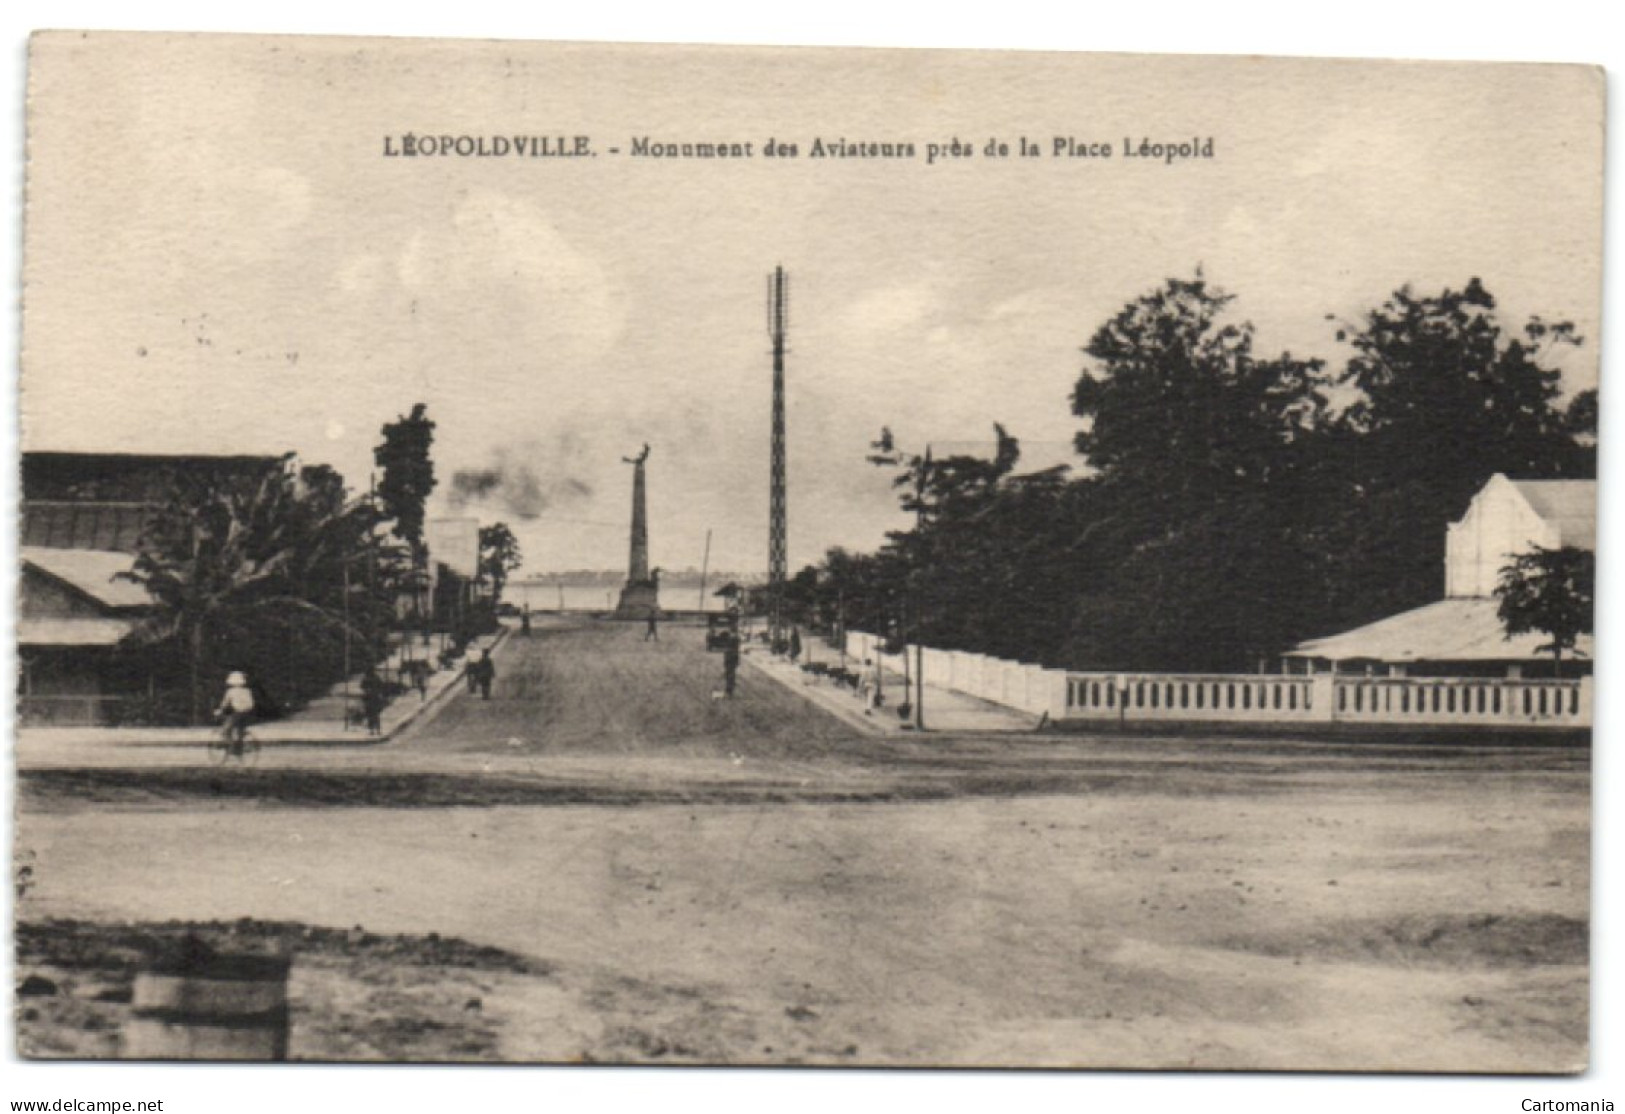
[842, 282, 937, 335]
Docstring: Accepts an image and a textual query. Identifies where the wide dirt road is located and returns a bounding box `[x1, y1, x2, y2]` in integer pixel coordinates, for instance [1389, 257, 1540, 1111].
[419, 618, 862, 758]
[15, 619, 1591, 1070]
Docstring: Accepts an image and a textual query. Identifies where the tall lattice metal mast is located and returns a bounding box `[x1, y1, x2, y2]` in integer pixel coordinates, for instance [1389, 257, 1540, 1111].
[767, 266, 789, 647]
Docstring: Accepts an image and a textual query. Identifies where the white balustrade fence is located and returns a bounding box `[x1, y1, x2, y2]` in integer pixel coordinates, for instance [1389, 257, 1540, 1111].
[1066, 673, 1326, 724]
[1329, 676, 1588, 728]
[844, 631, 1590, 731]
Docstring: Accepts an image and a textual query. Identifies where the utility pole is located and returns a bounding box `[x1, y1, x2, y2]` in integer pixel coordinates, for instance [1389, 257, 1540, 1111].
[913, 448, 930, 731]
[698, 528, 713, 612]
[837, 589, 846, 671]
[767, 266, 789, 651]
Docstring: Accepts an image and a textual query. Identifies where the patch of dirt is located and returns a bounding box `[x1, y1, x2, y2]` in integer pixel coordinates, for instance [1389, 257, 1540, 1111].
[15, 918, 551, 1061]
[17, 917, 553, 976]
[16, 767, 952, 809]
[1220, 913, 1588, 969]
[20, 762, 1486, 812]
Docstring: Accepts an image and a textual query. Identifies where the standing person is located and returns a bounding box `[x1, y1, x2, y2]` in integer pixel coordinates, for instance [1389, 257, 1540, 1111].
[520, 607, 532, 637]
[214, 671, 256, 745]
[644, 609, 660, 642]
[360, 666, 386, 736]
[722, 632, 741, 699]
[476, 649, 496, 700]
[864, 657, 885, 715]
[789, 628, 802, 662]
[465, 648, 483, 694]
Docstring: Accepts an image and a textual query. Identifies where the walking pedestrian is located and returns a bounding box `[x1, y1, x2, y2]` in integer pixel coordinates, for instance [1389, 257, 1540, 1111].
[360, 666, 386, 736]
[465, 648, 483, 694]
[645, 609, 660, 642]
[789, 628, 802, 662]
[476, 650, 496, 700]
[722, 633, 741, 698]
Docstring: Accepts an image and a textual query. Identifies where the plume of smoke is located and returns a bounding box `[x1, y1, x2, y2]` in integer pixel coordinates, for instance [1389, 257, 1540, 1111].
[449, 445, 592, 520]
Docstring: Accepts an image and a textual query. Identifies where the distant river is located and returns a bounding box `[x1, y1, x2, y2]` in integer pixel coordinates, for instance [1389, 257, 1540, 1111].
[511, 581, 732, 613]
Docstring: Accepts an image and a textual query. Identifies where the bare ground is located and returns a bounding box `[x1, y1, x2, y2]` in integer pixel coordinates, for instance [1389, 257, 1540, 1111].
[13, 620, 1591, 1071]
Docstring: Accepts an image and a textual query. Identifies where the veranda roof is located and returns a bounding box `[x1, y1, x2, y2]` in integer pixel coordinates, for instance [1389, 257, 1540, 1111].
[21, 546, 151, 609]
[17, 616, 137, 647]
[1286, 597, 1591, 664]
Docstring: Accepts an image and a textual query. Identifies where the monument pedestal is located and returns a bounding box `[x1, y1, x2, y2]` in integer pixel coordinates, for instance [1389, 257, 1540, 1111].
[615, 579, 660, 619]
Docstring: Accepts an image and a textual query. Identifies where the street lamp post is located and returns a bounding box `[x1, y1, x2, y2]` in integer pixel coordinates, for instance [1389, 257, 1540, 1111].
[912, 447, 930, 732]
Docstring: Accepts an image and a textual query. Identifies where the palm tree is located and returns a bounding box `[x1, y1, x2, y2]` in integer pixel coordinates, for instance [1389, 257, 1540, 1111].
[120, 458, 383, 724]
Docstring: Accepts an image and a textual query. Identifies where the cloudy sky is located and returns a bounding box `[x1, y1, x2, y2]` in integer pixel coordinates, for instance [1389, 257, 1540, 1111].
[22, 35, 1604, 575]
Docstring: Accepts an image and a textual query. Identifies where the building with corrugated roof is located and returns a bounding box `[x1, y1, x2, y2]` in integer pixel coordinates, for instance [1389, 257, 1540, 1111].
[16, 451, 291, 724]
[1287, 474, 1595, 677]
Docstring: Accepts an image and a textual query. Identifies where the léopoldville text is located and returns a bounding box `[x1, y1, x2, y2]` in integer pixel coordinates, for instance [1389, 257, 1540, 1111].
[381, 133, 1217, 166]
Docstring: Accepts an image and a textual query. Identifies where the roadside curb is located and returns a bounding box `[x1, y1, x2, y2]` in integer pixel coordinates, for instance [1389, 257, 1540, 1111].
[741, 650, 902, 737]
[386, 627, 513, 745]
[742, 645, 1044, 737]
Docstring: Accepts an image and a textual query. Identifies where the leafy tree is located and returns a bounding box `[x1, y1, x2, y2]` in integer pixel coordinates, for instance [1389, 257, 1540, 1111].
[1073, 274, 1327, 503]
[478, 522, 523, 604]
[1495, 545, 1594, 675]
[1564, 387, 1598, 440]
[1338, 279, 1578, 465]
[1321, 279, 1591, 625]
[1563, 388, 1598, 475]
[1063, 275, 1331, 669]
[795, 545, 907, 644]
[374, 403, 437, 555]
[864, 424, 1048, 654]
[823, 274, 1593, 677]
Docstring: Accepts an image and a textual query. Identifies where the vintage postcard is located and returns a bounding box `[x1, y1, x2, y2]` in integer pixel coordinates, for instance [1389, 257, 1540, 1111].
[12, 32, 1602, 1072]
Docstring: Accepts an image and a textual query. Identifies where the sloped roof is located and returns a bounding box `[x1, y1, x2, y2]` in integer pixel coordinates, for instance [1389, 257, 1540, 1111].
[22, 451, 290, 502]
[1287, 597, 1592, 663]
[17, 616, 136, 647]
[21, 501, 150, 552]
[1511, 479, 1595, 550]
[21, 547, 152, 609]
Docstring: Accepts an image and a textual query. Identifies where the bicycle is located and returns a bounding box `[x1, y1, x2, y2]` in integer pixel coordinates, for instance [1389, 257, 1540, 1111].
[207, 718, 261, 766]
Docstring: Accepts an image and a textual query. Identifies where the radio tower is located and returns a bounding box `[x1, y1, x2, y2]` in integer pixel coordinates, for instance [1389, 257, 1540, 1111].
[766, 266, 789, 649]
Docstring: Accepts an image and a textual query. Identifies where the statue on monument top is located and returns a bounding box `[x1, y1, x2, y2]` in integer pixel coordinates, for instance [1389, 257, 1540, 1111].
[615, 443, 659, 619]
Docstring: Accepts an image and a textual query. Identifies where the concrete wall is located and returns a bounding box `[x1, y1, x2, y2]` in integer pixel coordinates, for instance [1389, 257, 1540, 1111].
[847, 631, 1591, 731]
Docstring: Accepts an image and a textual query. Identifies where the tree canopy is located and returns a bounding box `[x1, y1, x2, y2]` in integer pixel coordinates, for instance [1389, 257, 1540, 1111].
[789, 273, 1593, 675]
[478, 522, 523, 604]
[375, 403, 437, 554]
[1495, 545, 1594, 674]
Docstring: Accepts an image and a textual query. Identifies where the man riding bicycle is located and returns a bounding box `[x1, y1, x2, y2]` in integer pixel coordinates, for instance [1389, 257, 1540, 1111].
[215, 671, 256, 752]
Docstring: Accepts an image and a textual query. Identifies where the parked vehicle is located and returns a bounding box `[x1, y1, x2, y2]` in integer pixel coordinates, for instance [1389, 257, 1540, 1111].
[705, 613, 738, 652]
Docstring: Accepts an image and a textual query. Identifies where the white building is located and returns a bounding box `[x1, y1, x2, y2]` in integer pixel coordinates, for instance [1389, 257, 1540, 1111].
[1444, 475, 1595, 598]
[1288, 474, 1595, 676]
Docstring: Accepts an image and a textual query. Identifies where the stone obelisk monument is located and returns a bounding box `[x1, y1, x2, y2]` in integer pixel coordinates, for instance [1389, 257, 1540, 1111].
[615, 444, 660, 618]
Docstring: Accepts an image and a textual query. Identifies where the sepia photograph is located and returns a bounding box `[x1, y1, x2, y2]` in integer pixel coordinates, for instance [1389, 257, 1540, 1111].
[3, 10, 1617, 1111]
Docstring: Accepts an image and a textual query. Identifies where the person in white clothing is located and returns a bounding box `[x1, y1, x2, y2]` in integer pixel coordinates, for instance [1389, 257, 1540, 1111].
[860, 658, 883, 715]
[215, 671, 256, 745]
